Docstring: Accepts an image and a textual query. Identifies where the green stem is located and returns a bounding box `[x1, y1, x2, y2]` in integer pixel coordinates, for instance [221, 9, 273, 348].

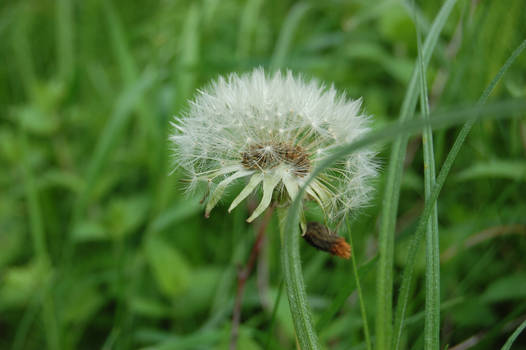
[414, 7, 441, 348]
[501, 319, 526, 350]
[347, 221, 372, 350]
[391, 39, 526, 350]
[278, 206, 321, 350]
[375, 1, 458, 347]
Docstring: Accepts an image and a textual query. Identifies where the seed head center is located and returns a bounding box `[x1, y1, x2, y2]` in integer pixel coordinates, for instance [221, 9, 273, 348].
[241, 142, 310, 177]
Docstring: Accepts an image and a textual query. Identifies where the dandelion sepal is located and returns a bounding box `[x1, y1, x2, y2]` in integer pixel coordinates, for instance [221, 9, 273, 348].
[247, 172, 282, 222]
[205, 169, 253, 217]
[228, 173, 264, 213]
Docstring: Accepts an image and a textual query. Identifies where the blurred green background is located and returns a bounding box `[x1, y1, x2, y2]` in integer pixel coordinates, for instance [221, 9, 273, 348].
[1, 0, 526, 349]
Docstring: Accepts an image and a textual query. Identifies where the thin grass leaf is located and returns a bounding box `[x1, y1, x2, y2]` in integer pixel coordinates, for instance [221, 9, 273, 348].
[391, 39, 526, 350]
[174, 3, 200, 108]
[157, 4, 201, 214]
[237, 0, 264, 59]
[347, 221, 372, 350]
[102, 1, 163, 182]
[500, 319, 526, 350]
[101, 1, 136, 82]
[454, 160, 526, 182]
[376, 1, 457, 348]
[283, 97, 525, 350]
[11, 4, 37, 96]
[72, 69, 157, 223]
[55, 0, 74, 84]
[414, 4, 441, 348]
[270, 2, 311, 70]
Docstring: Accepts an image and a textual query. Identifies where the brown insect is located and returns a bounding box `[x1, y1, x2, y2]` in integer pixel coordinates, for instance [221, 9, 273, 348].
[302, 222, 351, 259]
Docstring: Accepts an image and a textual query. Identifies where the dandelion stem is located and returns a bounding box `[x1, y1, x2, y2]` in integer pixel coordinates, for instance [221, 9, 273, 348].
[278, 206, 321, 350]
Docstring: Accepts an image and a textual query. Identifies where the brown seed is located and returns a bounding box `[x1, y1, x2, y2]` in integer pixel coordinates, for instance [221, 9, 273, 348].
[302, 222, 351, 259]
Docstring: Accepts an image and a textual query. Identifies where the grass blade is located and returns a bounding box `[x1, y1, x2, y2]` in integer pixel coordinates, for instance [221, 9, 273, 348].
[72, 69, 157, 223]
[413, 4, 440, 349]
[237, 0, 264, 60]
[102, 0, 165, 184]
[391, 39, 526, 350]
[270, 2, 310, 70]
[375, 0, 457, 348]
[55, 0, 74, 84]
[11, 4, 37, 96]
[347, 221, 372, 350]
[500, 319, 526, 350]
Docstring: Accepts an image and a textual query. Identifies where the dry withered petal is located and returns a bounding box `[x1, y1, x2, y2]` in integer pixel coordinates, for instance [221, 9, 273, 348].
[302, 222, 351, 259]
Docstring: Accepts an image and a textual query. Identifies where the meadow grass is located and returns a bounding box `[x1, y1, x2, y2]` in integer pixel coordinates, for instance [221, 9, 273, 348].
[1, 1, 526, 349]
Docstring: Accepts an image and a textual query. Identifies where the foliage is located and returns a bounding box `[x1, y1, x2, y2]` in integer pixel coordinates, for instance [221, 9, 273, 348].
[1, 0, 525, 349]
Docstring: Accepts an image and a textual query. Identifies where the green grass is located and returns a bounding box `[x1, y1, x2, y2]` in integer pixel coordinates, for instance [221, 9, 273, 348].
[1, 1, 526, 349]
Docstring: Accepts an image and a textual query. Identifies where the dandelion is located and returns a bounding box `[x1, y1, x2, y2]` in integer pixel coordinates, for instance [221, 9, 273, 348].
[170, 68, 377, 242]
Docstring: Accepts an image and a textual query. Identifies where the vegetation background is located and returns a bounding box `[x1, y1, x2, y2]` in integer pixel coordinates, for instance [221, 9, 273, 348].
[1, 0, 525, 349]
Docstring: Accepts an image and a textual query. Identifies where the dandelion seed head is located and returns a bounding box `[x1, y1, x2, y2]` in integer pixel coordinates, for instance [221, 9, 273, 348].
[170, 68, 378, 224]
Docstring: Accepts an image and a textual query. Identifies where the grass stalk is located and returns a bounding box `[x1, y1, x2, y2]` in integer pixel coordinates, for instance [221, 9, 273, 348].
[500, 319, 526, 350]
[414, 5, 441, 348]
[55, 0, 74, 84]
[375, 1, 457, 348]
[391, 39, 526, 350]
[347, 221, 372, 350]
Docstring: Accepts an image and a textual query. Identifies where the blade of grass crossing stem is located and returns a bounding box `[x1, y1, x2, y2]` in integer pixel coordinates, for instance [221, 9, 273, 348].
[298, 101, 524, 197]
[376, 0, 457, 348]
[347, 221, 372, 350]
[500, 319, 526, 350]
[391, 40, 526, 350]
[282, 98, 525, 350]
[279, 207, 321, 350]
[414, 4, 440, 349]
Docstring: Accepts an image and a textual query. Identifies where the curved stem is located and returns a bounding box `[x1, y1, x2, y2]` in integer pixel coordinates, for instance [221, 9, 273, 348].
[278, 206, 321, 350]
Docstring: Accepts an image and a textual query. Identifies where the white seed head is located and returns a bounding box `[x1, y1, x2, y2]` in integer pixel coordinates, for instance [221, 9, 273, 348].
[170, 68, 377, 224]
